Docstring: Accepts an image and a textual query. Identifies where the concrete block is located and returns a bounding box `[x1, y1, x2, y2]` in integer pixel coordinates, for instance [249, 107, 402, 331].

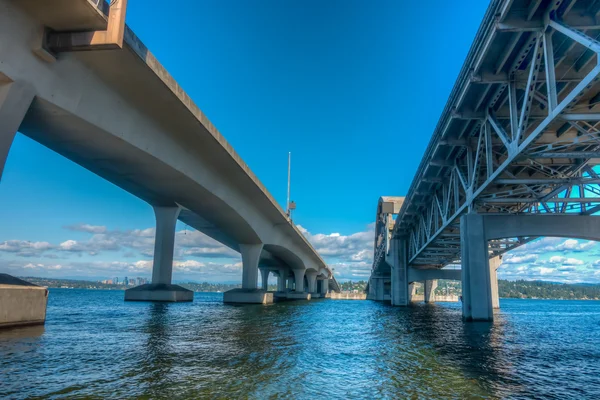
[286, 292, 311, 300]
[223, 288, 273, 304]
[0, 274, 48, 329]
[124, 283, 193, 302]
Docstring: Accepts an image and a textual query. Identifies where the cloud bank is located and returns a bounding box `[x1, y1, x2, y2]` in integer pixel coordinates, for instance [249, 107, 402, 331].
[2, 221, 600, 283]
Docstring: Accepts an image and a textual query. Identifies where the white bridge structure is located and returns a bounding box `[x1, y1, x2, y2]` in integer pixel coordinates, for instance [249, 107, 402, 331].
[0, 0, 339, 303]
[368, 0, 600, 320]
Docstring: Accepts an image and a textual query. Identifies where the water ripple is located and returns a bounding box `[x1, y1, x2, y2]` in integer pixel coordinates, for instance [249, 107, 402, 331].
[1, 290, 599, 399]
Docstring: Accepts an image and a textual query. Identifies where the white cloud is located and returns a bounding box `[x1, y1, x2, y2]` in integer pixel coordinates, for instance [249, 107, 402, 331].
[0, 240, 53, 257]
[298, 224, 373, 259]
[556, 239, 596, 252]
[5, 220, 600, 284]
[65, 224, 107, 234]
[503, 254, 538, 264]
[548, 256, 584, 266]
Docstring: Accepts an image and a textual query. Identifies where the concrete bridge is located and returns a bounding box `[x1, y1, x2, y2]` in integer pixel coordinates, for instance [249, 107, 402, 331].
[368, 0, 600, 320]
[0, 0, 339, 303]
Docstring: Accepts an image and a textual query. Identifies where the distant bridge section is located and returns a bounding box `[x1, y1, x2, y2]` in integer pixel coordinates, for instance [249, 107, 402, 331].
[369, 0, 600, 320]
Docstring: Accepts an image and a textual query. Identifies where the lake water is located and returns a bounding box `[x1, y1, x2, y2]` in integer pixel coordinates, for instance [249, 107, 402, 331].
[1, 290, 600, 399]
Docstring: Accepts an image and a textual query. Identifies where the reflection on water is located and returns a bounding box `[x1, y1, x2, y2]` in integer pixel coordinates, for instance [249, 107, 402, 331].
[1, 290, 599, 399]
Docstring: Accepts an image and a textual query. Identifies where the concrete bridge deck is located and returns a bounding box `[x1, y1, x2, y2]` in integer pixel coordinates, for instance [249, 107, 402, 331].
[0, 0, 339, 302]
[369, 0, 600, 320]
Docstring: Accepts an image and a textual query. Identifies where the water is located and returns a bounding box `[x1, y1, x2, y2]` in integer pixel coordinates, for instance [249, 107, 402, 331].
[1, 290, 600, 399]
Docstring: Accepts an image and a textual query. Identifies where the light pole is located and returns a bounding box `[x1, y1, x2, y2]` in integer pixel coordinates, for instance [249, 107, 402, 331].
[286, 152, 296, 220]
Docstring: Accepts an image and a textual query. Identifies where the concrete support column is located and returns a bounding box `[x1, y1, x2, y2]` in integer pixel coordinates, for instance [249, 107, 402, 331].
[320, 278, 328, 295]
[390, 237, 409, 306]
[125, 205, 193, 302]
[292, 269, 305, 293]
[224, 243, 273, 304]
[461, 213, 493, 321]
[375, 277, 385, 301]
[260, 268, 270, 291]
[0, 81, 35, 182]
[367, 277, 376, 299]
[277, 269, 288, 292]
[408, 283, 417, 302]
[306, 271, 318, 294]
[489, 256, 501, 309]
[240, 244, 263, 290]
[424, 280, 438, 303]
[151, 206, 181, 285]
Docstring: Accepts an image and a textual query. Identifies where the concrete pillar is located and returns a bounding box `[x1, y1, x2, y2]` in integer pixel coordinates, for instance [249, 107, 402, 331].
[260, 268, 270, 291]
[424, 280, 438, 303]
[390, 237, 409, 306]
[240, 244, 263, 290]
[151, 206, 181, 285]
[306, 271, 318, 294]
[408, 282, 417, 302]
[125, 205, 193, 302]
[277, 269, 288, 292]
[292, 269, 305, 293]
[0, 81, 35, 182]
[223, 243, 273, 304]
[367, 277, 375, 300]
[320, 278, 328, 295]
[489, 256, 501, 309]
[375, 277, 385, 301]
[287, 276, 294, 291]
[461, 213, 493, 321]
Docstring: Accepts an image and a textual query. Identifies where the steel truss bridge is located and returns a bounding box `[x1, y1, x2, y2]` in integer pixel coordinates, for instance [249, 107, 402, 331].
[373, 0, 600, 275]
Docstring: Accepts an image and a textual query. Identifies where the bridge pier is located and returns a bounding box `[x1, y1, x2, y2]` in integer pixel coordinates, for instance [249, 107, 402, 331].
[0, 81, 34, 182]
[407, 282, 417, 302]
[490, 256, 501, 309]
[125, 206, 193, 302]
[287, 269, 310, 300]
[306, 271, 318, 297]
[260, 268, 270, 291]
[318, 277, 329, 296]
[424, 280, 438, 303]
[367, 275, 387, 301]
[224, 244, 273, 304]
[390, 237, 409, 306]
[277, 268, 288, 292]
[461, 214, 493, 321]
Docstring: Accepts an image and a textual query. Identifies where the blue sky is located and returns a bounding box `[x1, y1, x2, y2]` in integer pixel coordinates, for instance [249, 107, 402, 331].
[2, 0, 600, 284]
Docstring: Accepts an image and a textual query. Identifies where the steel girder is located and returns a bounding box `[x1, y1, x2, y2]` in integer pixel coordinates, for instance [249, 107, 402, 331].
[372, 0, 600, 273]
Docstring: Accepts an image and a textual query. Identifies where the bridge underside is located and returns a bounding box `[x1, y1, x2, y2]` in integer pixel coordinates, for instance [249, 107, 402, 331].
[0, 0, 340, 302]
[370, 0, 600, 320]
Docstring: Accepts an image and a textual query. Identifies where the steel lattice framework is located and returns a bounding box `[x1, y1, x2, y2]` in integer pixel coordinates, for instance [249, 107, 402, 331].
[373, 0, 600, 273]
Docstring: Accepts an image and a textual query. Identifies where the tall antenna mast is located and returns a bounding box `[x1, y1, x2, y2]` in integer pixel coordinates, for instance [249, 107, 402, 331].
[286, 152, 291, 217]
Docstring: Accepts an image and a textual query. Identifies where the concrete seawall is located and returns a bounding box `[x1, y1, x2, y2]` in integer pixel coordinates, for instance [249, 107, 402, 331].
[411, 294, 459, 302]
[0, 274, 48, 329]
[329, 292, 367, 300]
